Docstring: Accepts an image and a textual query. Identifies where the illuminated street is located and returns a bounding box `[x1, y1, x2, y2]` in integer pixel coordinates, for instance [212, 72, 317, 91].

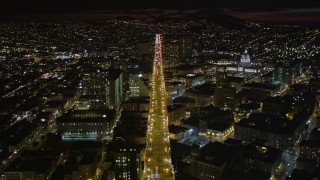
[143, 34, 175, 179]
[0, 3, 320, 179]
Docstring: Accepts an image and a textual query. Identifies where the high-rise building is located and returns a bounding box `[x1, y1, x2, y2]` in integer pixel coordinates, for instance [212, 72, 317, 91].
[129, 74, 149, 97]
[273, 62, 303, 85]
[162, 36, 193, 68]
[107, 139, 145, 180]
[214, 72, 237, 109]
[162, 40, 180, 68]
[81, 68, 123, 111]
[214, 73, 243, 109]
[122, 96, 150, 118]
[106, 69, 124, 111]
[106, 100, 148, 180]
[82, 69, 108, 96]
[140, 35, 193, 69]
[214, 71, 227, 108]
[179, 36, 193, 64]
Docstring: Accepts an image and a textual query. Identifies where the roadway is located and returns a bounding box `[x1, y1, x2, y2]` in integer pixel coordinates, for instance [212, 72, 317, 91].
[143, 34, 174, 180]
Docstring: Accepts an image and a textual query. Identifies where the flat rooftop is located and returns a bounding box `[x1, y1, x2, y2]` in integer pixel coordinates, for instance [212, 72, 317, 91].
[196, 142, 236, 167]
[236, 112, 308, 136]
[169, 125, 188, 134]
[243, 82, 278, 91]
[207, 121, 232, 131]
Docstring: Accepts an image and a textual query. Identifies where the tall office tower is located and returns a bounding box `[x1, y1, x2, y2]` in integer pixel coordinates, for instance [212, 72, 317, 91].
[143, 34, 175, 179]
[273, 62, 302, 85]
[108, 139, 145, 180]
[162, 40, 180, 68]
[214, 71, 227, 108]
[162, 36, 193, 68]
[82, 69, 108, 96]
[214, 71, 237, 109]
[129, 74, 149, 97]
[106, 69, 123, 111]
[179, 36, 193, 64]
[81, 69, 123, 111]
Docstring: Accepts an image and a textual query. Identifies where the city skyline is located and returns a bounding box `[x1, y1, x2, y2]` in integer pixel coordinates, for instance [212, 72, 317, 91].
[0, 3, 320, 179]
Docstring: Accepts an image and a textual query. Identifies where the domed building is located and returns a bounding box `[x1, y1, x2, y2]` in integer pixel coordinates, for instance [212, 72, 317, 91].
[239, 49, 252, 65]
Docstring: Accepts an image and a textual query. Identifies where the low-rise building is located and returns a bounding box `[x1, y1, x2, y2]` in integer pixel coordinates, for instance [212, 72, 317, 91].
[169, 125, 190, 141]
[226, 145, 282, 180]
[190, 142, 236, 180]
[165, 81, 186, 99]
[185, 83, 215, 107]
[176, 74, 205, 89]
[167, 104, 186, 125]
[234, 113, 310, 152]
[56, 109, 116, 139]
[172, 96, 196, 118]
[298, 140, 320, 170]
[204, 122, 234, 142]
[3, 151, 62, 180]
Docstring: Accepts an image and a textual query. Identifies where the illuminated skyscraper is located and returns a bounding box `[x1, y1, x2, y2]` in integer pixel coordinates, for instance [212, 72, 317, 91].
[143, 34, 175, 179]
[80, 69, 123, 111]
[129, 74, 149, 97]
[214, 71, 228, 108]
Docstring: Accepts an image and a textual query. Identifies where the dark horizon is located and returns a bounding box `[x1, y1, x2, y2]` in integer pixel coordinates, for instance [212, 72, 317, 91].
[1, 9, 320, 25]
[1, 0, 320, 14]
[0, 0, 320, 24]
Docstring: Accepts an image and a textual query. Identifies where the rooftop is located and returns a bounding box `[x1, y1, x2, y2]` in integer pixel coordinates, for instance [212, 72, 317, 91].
[70, 109, 116, 118]
[107, 139, 145, 152]
[44, 100, 66, 108]
[186, 83, 215, 96]
[169, 125, 188, 134]
[240, 145, 281, 164]
[167, 104, 185, 112]
[107, 69, 122, 81]
[124, 96, 150, 104]
[4, 150, 60, 173]
[263, 95, 293, 104]
[238, 88, 270, 102]
[78, 94, 105, 100]
[243, 82, 278, 91]
[172, 96, 196, 104]
[166, 81, 184, 86]
[237, 113, 308, 136]
[5, 158, 54, 173]
[181, 117, 199, 127]
[237, 103, 261, 111]
[170, 64, 201, 71]
[113, 123, 147, 138]
[56, 117, 114, 123]
[207, 121, 232, 131]
[79, 151, 99, 164]
[51, 156, 78, 180]
[196, 142, 236, 167]
[226, 76, 245, 83]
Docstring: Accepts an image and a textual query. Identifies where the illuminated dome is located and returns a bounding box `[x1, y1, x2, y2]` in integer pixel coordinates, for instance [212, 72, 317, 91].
[240, 49, 251, 64]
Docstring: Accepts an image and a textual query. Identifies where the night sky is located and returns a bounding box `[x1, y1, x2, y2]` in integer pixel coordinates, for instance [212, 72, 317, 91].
[0, 0, 320, 23]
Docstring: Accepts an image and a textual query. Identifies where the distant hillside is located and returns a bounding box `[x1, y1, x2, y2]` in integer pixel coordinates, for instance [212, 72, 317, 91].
[1, 0, 319, 15]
